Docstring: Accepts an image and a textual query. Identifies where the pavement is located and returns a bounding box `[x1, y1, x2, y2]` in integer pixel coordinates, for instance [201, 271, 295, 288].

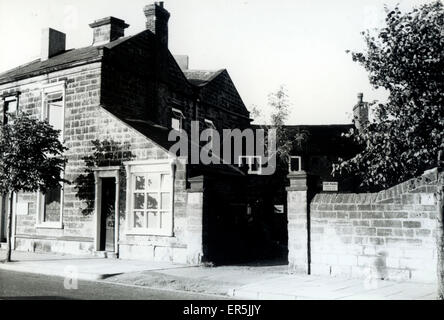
[0, 250, 192, 280]
[0, 249, 438, 300]
[0, 269, 224, 300]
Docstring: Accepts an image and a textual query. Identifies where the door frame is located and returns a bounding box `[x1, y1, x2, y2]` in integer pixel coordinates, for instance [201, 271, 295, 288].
[93, 167, 120, 255]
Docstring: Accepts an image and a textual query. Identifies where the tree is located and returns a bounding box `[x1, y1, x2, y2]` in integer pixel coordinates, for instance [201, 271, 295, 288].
[333, 1, 444, 191]
[254, 85, 294, 165]
[0, 113, 66, 262]
[269, 85, 294, 164]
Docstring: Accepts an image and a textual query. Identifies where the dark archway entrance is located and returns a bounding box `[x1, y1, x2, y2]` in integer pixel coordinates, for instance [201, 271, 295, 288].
[202, 174, 288, 266]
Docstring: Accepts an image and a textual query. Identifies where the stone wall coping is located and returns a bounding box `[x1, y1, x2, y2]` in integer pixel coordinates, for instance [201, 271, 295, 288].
[312, 168, 442, 204]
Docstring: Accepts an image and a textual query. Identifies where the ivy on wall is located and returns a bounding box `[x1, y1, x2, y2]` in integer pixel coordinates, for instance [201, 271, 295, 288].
[74, 139, 134, 216]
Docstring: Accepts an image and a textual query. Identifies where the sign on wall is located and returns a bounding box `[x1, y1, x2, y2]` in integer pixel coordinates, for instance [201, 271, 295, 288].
[322, 181, 338, 192]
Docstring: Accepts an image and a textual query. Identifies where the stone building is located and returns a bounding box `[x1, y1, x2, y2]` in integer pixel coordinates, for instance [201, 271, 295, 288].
[0, 2, 360, 265]
[0, 2, 251, 263]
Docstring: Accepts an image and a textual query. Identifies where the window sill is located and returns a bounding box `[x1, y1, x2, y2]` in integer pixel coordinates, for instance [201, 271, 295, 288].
[36, 222, 64, 230]
[125, 229, 173, 237]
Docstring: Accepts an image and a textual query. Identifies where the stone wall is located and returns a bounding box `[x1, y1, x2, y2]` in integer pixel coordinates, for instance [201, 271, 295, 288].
[288, 168, 443, 283]
[0, 63, 103, 254]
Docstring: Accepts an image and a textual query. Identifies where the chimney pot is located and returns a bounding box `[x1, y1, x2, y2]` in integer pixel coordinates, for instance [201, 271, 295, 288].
[89, 16, 129, 46]
[353, 92, 368, 131]
[41, 28, 66, 61]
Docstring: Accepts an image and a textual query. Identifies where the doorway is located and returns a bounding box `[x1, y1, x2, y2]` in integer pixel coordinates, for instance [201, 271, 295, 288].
[99, 178, 116, 252]
[93, 167, 120, 255]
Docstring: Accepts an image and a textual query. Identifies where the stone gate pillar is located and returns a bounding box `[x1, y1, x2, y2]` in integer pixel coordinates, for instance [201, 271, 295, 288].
[186, 175, 205, 264]
[287, 171, 310, 274]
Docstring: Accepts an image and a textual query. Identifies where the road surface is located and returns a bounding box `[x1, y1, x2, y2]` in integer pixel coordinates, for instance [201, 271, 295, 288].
[0, 269, 227, 300]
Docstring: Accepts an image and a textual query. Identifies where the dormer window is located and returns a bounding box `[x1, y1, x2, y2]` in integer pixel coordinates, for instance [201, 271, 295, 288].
[171, 108, 185, 131]
[239, 155, 262, 175]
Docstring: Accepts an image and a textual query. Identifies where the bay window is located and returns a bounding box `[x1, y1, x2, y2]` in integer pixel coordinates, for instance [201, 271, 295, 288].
[125, 160, 175, 236]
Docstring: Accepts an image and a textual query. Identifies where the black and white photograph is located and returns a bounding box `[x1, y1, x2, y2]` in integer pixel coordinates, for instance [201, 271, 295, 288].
[0, 0, 443, 311]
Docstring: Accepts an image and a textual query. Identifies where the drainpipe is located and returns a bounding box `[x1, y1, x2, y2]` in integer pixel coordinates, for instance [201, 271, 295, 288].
[115, 175, 120, 258]
[437, 151, 444, 299]
[170, 159, 177, 237]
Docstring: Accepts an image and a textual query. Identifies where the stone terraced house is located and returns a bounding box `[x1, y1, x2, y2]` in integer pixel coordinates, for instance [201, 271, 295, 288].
[0, 2, 254, 264]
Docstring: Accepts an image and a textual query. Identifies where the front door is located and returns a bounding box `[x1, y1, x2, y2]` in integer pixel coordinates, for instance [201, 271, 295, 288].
[99, 178, 116, 252]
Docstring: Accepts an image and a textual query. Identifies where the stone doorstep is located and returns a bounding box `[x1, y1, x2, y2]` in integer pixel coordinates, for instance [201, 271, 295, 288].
[93, 251, 118, 259]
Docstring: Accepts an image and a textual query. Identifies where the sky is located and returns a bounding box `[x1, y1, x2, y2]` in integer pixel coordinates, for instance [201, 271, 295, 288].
[0, 0, 433, 124]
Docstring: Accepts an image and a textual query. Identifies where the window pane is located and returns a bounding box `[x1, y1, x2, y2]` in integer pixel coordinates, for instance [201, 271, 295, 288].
[133, 193, 145, 210]
[6, 100, 17, 115]
[146, 174, 159, 190]
[4, 99, 18, 124]
[48, 102, 63, 132]
[171, 118, 180, 130]
[147, 211, 158, 229]
[160, 174, 171, 191]
[44, 185, 61, 222]
[146, 193, 158, 209]
[161, 193, 170, 210]
[135, 176, 145, 190]
[159, 212, 166, 229]
[133, 211, 145, 228]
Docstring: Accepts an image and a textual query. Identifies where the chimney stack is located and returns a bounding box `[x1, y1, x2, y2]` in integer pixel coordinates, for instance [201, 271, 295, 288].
[144, 2, 170, 47]
[174, 55, 189, 70]
[89, 17, 129, 46]
[353, 92, 369, 131]
[41, 28, 66, 61]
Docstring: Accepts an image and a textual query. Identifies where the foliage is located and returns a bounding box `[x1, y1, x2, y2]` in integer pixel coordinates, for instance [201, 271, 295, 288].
[74, 139, 134, 216]
[0, 113, 67, 194]
[256, 85, 294, 166]
[333, 1, 444, 191]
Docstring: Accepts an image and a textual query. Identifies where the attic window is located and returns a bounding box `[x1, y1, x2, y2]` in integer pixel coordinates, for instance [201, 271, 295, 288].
[171, 108, 185, 131]
[239, 155, 262, 175]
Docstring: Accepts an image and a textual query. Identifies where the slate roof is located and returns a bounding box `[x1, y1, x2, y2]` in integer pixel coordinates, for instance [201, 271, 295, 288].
[0, 35, 132, 85]
[182, 69, 225, 87]
[123, 117, 245, 176]
[0, 33, 226, 90]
